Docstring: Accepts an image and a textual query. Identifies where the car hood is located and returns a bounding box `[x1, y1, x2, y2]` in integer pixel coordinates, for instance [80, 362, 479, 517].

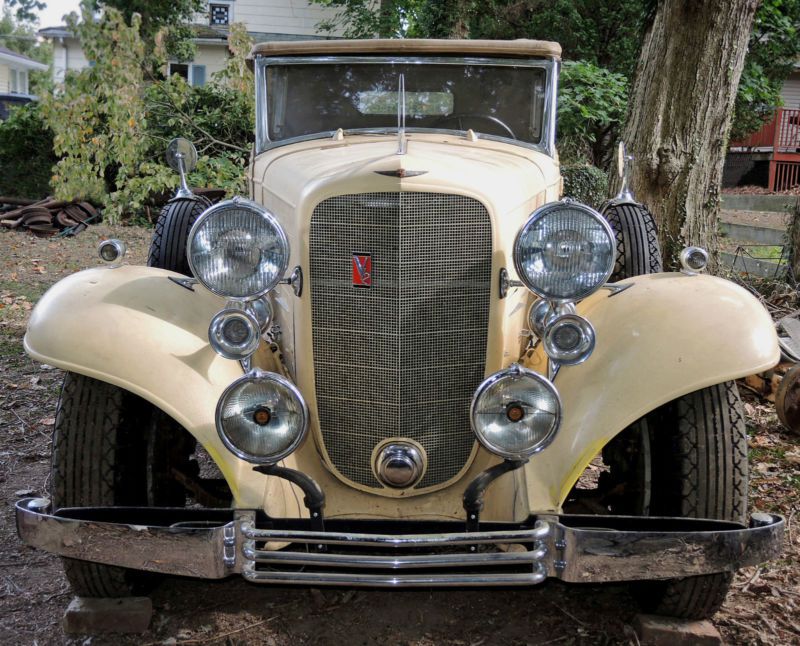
[251, 134, 560, 217]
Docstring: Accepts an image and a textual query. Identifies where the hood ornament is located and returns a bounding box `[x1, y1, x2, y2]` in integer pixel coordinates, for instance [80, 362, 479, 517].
[374, 169, 428, 178]
[396, 73, 407, 156]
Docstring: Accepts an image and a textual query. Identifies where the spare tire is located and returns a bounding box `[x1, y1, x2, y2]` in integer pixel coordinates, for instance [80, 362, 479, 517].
[147, 196, 211, 275]
[602, 202, 662, 281]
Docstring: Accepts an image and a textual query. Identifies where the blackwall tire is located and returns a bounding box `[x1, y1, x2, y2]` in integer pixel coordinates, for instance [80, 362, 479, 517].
[51, 373, 194, 597]
[147, 196, 210, 275]
[603, 381, 748, 619]
[602, 202, 662, 280]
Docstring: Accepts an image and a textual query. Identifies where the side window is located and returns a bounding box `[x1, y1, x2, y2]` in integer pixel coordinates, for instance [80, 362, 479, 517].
[9, 69, 18, 93]
[168, 63, 189, 81]
[191, 65, 206, 87]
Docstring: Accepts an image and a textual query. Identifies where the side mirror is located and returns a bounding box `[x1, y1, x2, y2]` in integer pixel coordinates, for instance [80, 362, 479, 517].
[610, 141, 636, 206]
[166, 138, 198, 199]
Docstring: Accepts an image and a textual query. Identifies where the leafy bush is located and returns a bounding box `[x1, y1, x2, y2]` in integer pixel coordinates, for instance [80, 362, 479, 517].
[558, 61, 629, 166]
[39, 6, 254, 224]
[561, 164, 609, 209]
[0, 103, 58, 199]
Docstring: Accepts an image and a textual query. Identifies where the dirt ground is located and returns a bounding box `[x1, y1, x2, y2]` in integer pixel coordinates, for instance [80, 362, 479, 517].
[0, 224, 798, 645]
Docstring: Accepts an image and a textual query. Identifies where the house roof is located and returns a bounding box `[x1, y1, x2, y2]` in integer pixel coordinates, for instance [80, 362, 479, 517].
[0, 46, 48, 71]
[37, 26, 73, 39]
[251, 38, 562, 60]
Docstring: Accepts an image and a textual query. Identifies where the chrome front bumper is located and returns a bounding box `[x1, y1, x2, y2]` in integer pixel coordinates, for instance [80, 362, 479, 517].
[15, 498, 783, 587]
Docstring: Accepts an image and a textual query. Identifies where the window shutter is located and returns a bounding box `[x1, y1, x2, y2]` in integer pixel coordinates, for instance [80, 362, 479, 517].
[192, 65, 206, 87]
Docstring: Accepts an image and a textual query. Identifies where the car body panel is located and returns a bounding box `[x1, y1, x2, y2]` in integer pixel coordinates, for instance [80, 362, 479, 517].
[24, 265, 778, 518]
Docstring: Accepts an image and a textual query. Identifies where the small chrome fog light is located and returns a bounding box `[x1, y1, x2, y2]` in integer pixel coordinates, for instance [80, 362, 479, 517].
[543, 314, 595, 365]
[216, 369, 308, 464]
[98, 239, 126, 263]
[679, 246, 709, 275]
[248, 297, 273, 333]
[528, 300, 576, 338]
[209, 308, 261, 360]
[470, 365, 561, 459]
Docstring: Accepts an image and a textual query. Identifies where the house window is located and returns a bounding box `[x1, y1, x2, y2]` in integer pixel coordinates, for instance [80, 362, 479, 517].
[168, 63, 189, 82]
[210, 3, 231, 26]
[9, 69, 28, 94]
[168, 63, 207, 87]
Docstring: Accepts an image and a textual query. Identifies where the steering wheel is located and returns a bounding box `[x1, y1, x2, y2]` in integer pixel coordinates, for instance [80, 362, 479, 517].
[433, 114, 517, 140]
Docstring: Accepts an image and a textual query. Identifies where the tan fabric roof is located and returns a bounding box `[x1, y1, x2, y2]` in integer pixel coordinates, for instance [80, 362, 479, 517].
[251, 39, 561, 61]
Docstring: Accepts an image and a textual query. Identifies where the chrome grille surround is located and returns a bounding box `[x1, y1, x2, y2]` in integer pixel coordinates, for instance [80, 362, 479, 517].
[309, 192, 492, 489]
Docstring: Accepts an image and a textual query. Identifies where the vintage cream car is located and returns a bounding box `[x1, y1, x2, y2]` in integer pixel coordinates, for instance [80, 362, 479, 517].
[17, 39, 784, 619]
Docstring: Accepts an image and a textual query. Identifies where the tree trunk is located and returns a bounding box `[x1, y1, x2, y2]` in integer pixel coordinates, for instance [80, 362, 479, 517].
[617, 0, 759, 269]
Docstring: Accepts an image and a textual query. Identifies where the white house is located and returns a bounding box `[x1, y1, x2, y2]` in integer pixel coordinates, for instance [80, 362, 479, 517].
[39, 0, 342, 86]
[0, 46, 48, 94]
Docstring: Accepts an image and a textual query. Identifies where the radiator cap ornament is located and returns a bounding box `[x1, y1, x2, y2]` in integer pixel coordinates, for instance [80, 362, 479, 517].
[373, 441, 425, 488]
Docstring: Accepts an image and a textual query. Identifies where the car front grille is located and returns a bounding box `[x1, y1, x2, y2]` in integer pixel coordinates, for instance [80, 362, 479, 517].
[309, 192, 492, 489]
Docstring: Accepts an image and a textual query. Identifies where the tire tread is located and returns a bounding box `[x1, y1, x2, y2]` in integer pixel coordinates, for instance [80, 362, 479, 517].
[646, 381, 747, 618]
[603, 203, 662, 281]
[147, 197, 210, 275]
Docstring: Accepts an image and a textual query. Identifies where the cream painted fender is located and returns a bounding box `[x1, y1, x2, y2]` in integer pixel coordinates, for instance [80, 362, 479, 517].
[23, 265, 301, 514]
[520, 272, 779, 511]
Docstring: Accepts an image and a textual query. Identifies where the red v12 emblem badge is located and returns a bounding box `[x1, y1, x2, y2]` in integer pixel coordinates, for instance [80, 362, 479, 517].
[352, 253, 372, 288]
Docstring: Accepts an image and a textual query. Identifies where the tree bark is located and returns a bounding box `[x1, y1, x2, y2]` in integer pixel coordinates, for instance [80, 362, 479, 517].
[617, 0, 759, 269]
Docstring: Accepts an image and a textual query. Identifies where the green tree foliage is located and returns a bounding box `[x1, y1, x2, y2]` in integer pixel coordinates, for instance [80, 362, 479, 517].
[558, 61, 628, 165]
[40, 3, 147, 221]
[440, 0, 649, 76]
[40, 3, 254, 223]
[0, 103, 57, 199]
[561, 163, 609, 209]
[4, 0, 45, 24]
[313, 0, 650, 75]
[314, 0, 415, 38]
[731, 0, 800, 140]
[90, 0, 205, 61]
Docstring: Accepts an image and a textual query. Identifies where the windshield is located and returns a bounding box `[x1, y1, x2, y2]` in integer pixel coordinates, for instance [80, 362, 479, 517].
[261, 60, 549, 148]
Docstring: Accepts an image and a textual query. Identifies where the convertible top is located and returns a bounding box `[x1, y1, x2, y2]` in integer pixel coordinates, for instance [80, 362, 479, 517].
[251, 39, 562, 61]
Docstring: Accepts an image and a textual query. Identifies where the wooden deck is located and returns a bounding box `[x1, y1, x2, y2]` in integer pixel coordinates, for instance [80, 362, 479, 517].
[730, 108, 800, 191]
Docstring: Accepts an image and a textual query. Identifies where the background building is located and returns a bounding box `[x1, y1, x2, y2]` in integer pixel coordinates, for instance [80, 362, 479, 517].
[0, 46, 47, 94]
[39, 0, 341, 85]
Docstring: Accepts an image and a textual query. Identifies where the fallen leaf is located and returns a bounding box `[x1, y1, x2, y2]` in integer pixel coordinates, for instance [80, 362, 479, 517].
[755, 462, 779, 474]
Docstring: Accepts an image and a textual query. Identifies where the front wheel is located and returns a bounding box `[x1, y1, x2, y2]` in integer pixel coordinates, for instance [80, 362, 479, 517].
[147, 196, 211, 276]
[602, 202, 662, 281]
[601, 381, 748, 618]
[51, 373, 195, 596]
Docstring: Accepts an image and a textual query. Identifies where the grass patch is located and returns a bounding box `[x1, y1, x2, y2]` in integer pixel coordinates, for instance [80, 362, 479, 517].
[738, 244, 788, 263]
[0, 280, 47, 303]
[0, 333, 25, 368]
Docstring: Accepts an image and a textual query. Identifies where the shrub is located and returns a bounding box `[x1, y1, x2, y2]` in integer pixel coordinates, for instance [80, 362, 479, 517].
[0, 103, 58, 200]
[558, 61, 628, 166]
[561, 164, 609, 209]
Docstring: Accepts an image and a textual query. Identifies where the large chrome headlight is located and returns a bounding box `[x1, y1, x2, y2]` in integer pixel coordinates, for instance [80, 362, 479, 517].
[216, 370, 308, 464]
[513, 201, 615, 302]
[188, 198, 289, 299]
[470, 365, 561, 459]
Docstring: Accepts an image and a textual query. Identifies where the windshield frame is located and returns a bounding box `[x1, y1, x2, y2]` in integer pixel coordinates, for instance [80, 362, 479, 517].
[254, 55, 559, 157]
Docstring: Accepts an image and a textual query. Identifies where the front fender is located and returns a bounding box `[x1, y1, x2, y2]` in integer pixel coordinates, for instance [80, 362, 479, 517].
[23, 265, 273, 507]
[521, 272, 779, 511]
